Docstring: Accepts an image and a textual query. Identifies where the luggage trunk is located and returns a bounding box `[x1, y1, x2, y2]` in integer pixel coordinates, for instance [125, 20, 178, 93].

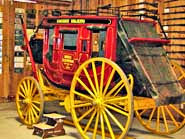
[117, 20, 185, 106]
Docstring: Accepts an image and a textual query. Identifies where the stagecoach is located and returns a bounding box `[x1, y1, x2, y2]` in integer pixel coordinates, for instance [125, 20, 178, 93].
[16, 9, 185, 139]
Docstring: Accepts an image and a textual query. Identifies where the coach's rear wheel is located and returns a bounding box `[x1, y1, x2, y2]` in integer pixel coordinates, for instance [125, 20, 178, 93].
[16, 76, 44, 126]
[70, 58, 133, 139]
[171, 61, 185, 90]
[135, 104, 185, 135]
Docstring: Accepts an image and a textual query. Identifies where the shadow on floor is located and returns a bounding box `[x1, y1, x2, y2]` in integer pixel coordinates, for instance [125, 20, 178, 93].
[68, 132, 81, 139]
[129, 128, 174, 139]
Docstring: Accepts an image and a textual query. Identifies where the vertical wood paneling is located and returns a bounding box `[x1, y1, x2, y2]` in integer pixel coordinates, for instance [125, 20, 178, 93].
[0, 5, 2, 99]
[2, 1, 15, 98]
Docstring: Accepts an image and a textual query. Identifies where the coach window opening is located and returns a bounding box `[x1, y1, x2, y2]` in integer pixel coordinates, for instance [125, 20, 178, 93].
[87, 26, 107, 58]
[59, 30, 78, 51]
[46, 28, 54, 62]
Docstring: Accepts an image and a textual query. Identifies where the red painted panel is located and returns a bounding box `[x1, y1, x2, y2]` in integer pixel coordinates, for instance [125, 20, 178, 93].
[42, 16, 118, 87]
[129, 37, 170, 44]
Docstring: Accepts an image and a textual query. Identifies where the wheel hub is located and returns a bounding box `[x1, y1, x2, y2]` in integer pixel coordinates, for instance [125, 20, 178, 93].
[94, 97, 104, 108]
[24, 98, 31, 104]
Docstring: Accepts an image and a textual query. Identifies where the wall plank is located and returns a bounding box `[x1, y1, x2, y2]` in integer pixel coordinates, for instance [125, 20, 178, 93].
[162, 0, 185, 66]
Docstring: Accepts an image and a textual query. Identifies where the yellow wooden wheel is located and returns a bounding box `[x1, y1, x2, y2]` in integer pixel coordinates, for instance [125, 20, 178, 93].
[70, 58, 133, 139]
[135, 61, 185, 135]
[135, 104, 185, 135]
[171, 61, 185, 90]
[16, 76, 44, 126]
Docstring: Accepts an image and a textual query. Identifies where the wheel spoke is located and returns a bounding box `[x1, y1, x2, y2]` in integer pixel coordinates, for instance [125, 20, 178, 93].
[73, 90, 93, 101]
[178, 72, 185, 80]
[111, 103, 125, 111]
[74, 102, 92, 108]
[161, 107, 169, 132]
[30, 108, 36, 123]
[164, 106, 179, 127]
[139, 109, 147, 116]
[106, 80, 124, 97]
[78, 107, 94, 122]
[32, 100, 41, 105]
[100, 62, 105, 96]
[170, 104, 185, 118]
[156, 107, 160, 131]
[22, 105, 28, 115]
[84, 109, 97, 133]
[17, 100, 24, 102]
[103, 68, 115, 96]
[74, 100, 89, 105]
[105, 108, 125, 132]
[93, 111, 100, 139]
[105, 104, 128, 117]
[92, 61, 100, 95]
[27, 79, 31, 94]
[32, 94, 41, 101]
[23, 81, 28, 95]
[104, 96, 128, 104]
[28, 108, 31, 124]
[30, 81, 34, 93]
[83, 68, 97, 97]
[113, 83, 125, 97]
[31, 86, 37, 97]
[178, 75, 184, 80]
[76, 77, 96, 99]
[102, 110, 115, 139]
[31, 103, 40, 112]
[18, 91, 26, 98]
[20, 84, 27, 97]
[147, 107, 156, 126]
[25, 107, 29, 122]
[100, 111, 105, 139]
[30, 105, 39, 119]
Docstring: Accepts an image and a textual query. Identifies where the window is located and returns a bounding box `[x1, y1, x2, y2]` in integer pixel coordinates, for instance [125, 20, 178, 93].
[63, 32, 78, 50]
[92, 30, 106, 57]
[46, 28, 54, 62]
[49, 28, 54, 46]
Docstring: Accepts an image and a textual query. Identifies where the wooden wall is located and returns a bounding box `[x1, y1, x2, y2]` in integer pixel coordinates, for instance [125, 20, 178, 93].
[0, 5, 2, 101]
[0, 1, 72, 101]
[0, 1, 15, 101]
[161, 0, 185, 67]
[72, 0, 131, 10]
[0, 0, 185, 100]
